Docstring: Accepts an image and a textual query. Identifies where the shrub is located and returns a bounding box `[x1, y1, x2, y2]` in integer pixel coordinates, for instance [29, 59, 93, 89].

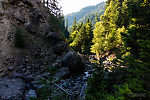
[14, 28, 25, 48]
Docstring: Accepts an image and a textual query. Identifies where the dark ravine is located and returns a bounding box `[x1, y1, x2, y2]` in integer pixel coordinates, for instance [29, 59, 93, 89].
[0, 0, 90, 99]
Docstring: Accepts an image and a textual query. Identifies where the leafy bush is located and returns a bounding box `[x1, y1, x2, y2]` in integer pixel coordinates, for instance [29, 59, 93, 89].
[14, 28, 25, 48]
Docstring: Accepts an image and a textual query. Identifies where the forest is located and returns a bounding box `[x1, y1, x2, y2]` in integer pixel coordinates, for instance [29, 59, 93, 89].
[68, 0, 150, 99]
[0, 0, 149, 99]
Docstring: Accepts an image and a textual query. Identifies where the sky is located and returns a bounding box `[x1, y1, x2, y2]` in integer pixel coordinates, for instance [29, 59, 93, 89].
[60, 0, 107, 15]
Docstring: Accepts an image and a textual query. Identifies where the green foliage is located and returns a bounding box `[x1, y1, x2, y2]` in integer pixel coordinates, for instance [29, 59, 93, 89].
[78, 10, 104, 26]
[86, 65, 104, 99]
[52, 93, 70, 100]
[86, 0, 150, 100]
[49, 14, 64, 32]
[14, 28, 25, 48]
[91, 0, 125, 56]
[44, 0, 69, 38]
[69, 18, 93, 54]
[71, 17, 77, 33]
[49, 13, 70, 39]
[63, 18, 69, 38]
[65, 2, 106, 27]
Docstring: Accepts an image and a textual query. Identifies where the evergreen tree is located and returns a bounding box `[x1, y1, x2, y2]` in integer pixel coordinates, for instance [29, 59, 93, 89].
[65, 18, 68, 29]
[62, 18, 69, 38]
[91, 0, 124, 58]
[70, 23, 86, 53]
[95, 13, 99, 22]
[87, 0, 150, 99]
[85, 18, 93, 54]
[70, 18, 93, 54]
[71, 17, 77, 33]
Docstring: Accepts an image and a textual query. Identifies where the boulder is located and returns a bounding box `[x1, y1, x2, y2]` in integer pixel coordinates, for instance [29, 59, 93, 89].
[53, 67, 70, 79]
[53, 41, 68, 55]
[61, 51, 85, 74]
[25, 11, 43, 34]
[0, 78, 25, 100]
[25, 89, 37, 100]
[46, 32, 63, 44]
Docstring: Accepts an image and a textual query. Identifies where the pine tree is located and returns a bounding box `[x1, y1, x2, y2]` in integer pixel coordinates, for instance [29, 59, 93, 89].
[65, 18, 68, 30]
[70, 23, 86, 53]
[70, 18, 93, 54]
[95, 13, 99, 22]
[87, 0, 150, 99]
[91, 0, 124, 58]
[84, 18, 93, 54]
[71, 17, 77, 33]
[62, 18, 69, 38]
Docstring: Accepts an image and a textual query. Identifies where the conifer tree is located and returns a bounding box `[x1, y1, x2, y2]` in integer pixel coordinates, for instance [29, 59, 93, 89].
[65, 18, 68, 30]
[95, 13, 99, 22]
[85, 18, 93, 54]
[71, 17, 77, 33]
[91, 0, 123, 58]
[70, 18, 93, 54]
[87, 0, 150, 99]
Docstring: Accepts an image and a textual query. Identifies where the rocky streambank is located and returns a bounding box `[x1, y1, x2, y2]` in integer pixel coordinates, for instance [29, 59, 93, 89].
[0, 57, 94, 100]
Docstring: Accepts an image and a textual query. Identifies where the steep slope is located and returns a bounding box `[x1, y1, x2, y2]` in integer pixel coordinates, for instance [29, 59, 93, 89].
[0, 0, 85, 99]
[65, 2, 106, 27]
[77, 10, 104, 25]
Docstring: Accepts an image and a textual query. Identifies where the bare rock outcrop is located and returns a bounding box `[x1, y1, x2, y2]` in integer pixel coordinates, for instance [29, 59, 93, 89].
[0, 0, 84, 77]
[0, 0, 85, 99]
[0, 78, 25, 100]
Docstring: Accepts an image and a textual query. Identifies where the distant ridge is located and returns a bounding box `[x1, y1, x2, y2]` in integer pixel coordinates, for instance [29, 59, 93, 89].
[65, 2, 106, 27]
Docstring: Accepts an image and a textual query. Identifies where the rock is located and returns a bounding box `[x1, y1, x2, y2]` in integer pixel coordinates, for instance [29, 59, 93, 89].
[60, 80, 65, 83]
[25, 90, 37, 100]
[43, 26, 51, 36]
[7, 0, 19, 3]
[35, 0, 41, 4]
[61, 51, 85, 74]
[25, 75, 35, 82]
[83, 77, 88, 81]
[25, 83, 32, 89]
[25, 22, 34, 33]
[13, 72, 25, 79]
[53, 41, 68, 55]
[41, 72, 51, 78]
[0, 68, 4, 73]
[31, 81, 41, 88]
[8, 66, 14, 71]
[25, 20, 39, 34]
[0, 78, 25, 100]
[53, 67, 70, 79]
[46, 32, 63, 44]
[22, 0, 33, 7]
[62, 82, 67, 88]
[24, 58, 29, 63]
[52, 60, 62, 68]
[74, 91, 80, 97]
[88, 70, 93, 74]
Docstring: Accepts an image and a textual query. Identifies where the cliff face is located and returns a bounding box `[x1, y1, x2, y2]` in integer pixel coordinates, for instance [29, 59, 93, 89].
[0, 0, 53, 76]
[0, 0, 85, 80]
[0, 0, 85, 99]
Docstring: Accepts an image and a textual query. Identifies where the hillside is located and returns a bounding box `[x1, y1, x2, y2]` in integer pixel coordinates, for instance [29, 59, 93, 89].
[77, 9, 104, 25]
[0, 0, 86, 99]
[65, 2, 106, 27]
